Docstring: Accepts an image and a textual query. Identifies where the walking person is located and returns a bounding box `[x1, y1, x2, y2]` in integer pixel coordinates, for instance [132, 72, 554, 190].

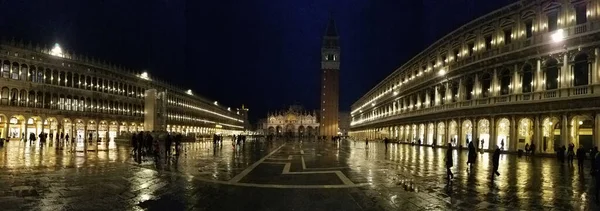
[467, 141, 476, 172]
[530, 143, 536, 156]
[384, 138, 388, 150]
[365, 138, 369, 149]
[492, 145, 501, 180]
[568, 143, 575, 166]
[445, 143, 454, 180]
[591, 146, 598, 176]
[165, 133, 172, 157]
[577, 145, 586, 172]
[594, 151, 600, 203]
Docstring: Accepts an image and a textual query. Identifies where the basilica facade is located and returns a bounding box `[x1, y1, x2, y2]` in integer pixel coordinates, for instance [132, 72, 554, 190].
[262, 105, 319, 136]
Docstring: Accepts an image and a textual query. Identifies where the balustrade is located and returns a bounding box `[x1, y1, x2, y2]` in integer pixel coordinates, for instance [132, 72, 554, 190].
[543, 90, 557, 98]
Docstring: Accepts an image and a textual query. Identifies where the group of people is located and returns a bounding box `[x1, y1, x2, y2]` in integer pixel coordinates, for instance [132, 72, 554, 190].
[445, 141, 502, 181]
[131, 131, 184, 161]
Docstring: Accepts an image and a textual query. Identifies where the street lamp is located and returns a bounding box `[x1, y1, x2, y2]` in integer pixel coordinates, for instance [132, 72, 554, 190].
[551, 29, 565, 43]
[438, 69, 446, 76]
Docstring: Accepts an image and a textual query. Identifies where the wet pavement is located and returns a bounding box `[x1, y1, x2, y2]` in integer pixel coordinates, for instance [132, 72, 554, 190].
[0, 138, 599, 210]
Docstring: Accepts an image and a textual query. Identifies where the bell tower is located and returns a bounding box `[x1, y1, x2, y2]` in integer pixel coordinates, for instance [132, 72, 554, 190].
[319, 18, 340, 137]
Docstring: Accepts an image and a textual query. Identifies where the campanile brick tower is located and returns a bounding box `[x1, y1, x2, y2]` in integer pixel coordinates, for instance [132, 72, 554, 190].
[319, 18, 340, 137]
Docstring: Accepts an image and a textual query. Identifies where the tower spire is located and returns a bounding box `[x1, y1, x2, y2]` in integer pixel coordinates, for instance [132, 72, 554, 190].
[325, 18, 338, 37]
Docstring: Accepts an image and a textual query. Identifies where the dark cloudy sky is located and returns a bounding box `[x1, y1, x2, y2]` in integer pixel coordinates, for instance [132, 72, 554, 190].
[0, 0, 515, 122]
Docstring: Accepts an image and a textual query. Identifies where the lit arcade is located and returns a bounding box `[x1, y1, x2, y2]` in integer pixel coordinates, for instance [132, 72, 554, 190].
[0, 39, 247, 145]
[350, 0, 600, 153]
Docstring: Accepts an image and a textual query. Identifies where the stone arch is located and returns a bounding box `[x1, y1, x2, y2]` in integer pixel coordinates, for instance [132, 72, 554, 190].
[496, 118, 511, 150]
[427, 123, 434, 145]
[417, 123, 425, 143]
[462, 119, 473, 145]
[436, 122, 445, 146]
[477, 118, 491, 149]
[570, 114, 594, 149]
[517, 117, 534, 149]
[8, 115, 26, 139]
[449, 120, 458, 145]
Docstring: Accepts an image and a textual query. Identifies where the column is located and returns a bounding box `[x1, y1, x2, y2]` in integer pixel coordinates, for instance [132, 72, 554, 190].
[561, 114, 569, 147]
[490, 116, 496, 149]
[474, 74, 480, 99]
[458, 78, 465, 101]
[536, 59, 543, 92]
[510, 116, 517, 151]
[595, 113, 600, 148]
[433, 122, 438, 146]
[594, 48, 599, 85]
[492, 68, 499, 96]
[473, 118, 479, 149]
[445, 120, 450, 145]
[457, 118, 463, 147]
[534, 115, 542, 153]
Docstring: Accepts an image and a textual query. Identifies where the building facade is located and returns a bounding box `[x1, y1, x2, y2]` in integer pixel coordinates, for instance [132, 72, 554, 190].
[263, 105, 319, 137]
[0, 40, 246, 142]
[320, 19, 340, 137]
[350, 0, 600, 153]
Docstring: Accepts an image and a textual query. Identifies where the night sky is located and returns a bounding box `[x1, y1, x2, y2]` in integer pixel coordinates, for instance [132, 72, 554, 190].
[0, 0, 515, 123]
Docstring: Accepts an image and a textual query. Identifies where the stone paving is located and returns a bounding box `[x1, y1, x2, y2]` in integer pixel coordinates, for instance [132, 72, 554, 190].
[0, 138, 599, 210]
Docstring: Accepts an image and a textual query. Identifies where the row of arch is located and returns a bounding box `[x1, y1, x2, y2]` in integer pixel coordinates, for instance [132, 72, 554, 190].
[1, 60, 145, 98]
[0, 114, 144, 141]
[357, 53, 591, 123]
[357, 0, 593, 110]
[0, 87, 145, 116]
[351, 114, 597, 153]
[267, 125, 318, 136]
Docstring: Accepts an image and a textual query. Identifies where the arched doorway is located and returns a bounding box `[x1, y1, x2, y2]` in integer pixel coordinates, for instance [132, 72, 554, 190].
[8, 115, 25, 139]
[449, 120, 458, 146]
[298, 126, 305, 137]
[462, 120, 473, 146]
[427, 123, 434, 145]
[285, 124, 294, 136]
[411, 124, 417, 142]
[436, 122, 445, 146]
[496, 118, 510, 150]
[418, 123, 425, 143]
[0, 114, 7, 139]
[404, 126, 410, 142]
[571, 115, 593, 149]
[478, 119, 490, 150]
[542, 117, 560, 152]
[268, 126, 275, 135]
[275, 126, 282, 136]
[517, 118, 533, 150]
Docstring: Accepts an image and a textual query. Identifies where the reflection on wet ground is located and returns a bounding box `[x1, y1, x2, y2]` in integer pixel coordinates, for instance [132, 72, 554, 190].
[0, 138, 599, 210]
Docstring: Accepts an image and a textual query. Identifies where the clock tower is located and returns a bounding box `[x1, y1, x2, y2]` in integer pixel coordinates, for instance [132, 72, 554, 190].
[319, 18, 340, 138]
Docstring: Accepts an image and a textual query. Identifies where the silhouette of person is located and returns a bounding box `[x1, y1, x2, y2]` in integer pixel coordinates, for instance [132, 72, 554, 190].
[568, 143, 575, 166]
[492, 145, 501, 180]
[445, 143, 454, 180]
[467, 141, 476, 171]
[591, 146, 598, 176]
[577, 145, 586, 172]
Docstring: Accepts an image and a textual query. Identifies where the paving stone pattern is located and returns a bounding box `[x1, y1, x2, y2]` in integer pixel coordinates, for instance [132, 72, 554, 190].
[0, 138, 599, 210]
